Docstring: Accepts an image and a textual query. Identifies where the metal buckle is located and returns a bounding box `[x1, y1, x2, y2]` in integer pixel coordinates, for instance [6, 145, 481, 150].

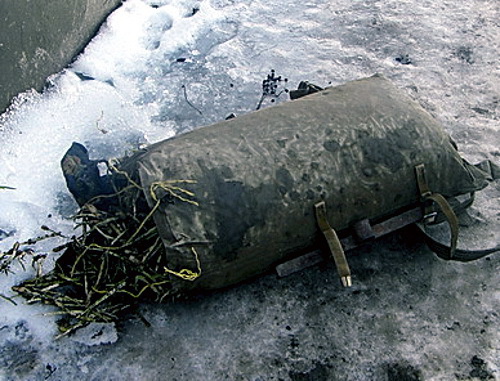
[423, 211, 437, 224]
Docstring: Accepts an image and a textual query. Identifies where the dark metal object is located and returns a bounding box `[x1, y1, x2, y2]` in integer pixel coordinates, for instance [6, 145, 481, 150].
[289, 81, 323, 100]
[353, 219, 375, 241]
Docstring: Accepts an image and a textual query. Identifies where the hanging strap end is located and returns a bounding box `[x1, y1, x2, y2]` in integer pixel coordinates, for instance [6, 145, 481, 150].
[341, 275, 352, 288]
[315, 201, 352, 287]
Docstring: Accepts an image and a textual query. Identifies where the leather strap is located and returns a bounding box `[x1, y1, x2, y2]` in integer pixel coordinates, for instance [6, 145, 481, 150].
[315, 201, 351, 287]
[415, 223, 500, 262]
[415, 164, 459, 259]
[414, 163, 500, 261]
[424, 193, 459, 259]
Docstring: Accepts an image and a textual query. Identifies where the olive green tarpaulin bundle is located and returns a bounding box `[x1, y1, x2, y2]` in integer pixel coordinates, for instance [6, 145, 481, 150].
[12, 74, 499, 333]
[131, 74, 493, 290]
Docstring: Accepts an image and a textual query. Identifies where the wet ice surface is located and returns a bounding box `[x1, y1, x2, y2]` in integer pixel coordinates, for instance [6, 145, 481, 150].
[0, 0, 499, 380]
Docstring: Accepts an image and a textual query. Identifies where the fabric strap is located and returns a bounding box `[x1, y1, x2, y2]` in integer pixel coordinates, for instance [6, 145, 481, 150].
[415, 163, 459, 259]
[315, 201, 352, 287]
[415, 162, 499, 261]
[415, 223, 500, 262]
[421, 193, 459, 259]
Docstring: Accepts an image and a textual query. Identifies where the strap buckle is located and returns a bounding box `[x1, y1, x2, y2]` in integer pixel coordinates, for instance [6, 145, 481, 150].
[423, 211, 437, 224]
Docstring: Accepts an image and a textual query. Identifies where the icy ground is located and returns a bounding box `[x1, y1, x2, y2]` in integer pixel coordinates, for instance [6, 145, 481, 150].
[0, 0, 499, 380]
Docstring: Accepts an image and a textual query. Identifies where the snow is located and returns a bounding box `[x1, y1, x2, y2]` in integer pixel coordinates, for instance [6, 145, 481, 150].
[0, 0, 499, 379]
